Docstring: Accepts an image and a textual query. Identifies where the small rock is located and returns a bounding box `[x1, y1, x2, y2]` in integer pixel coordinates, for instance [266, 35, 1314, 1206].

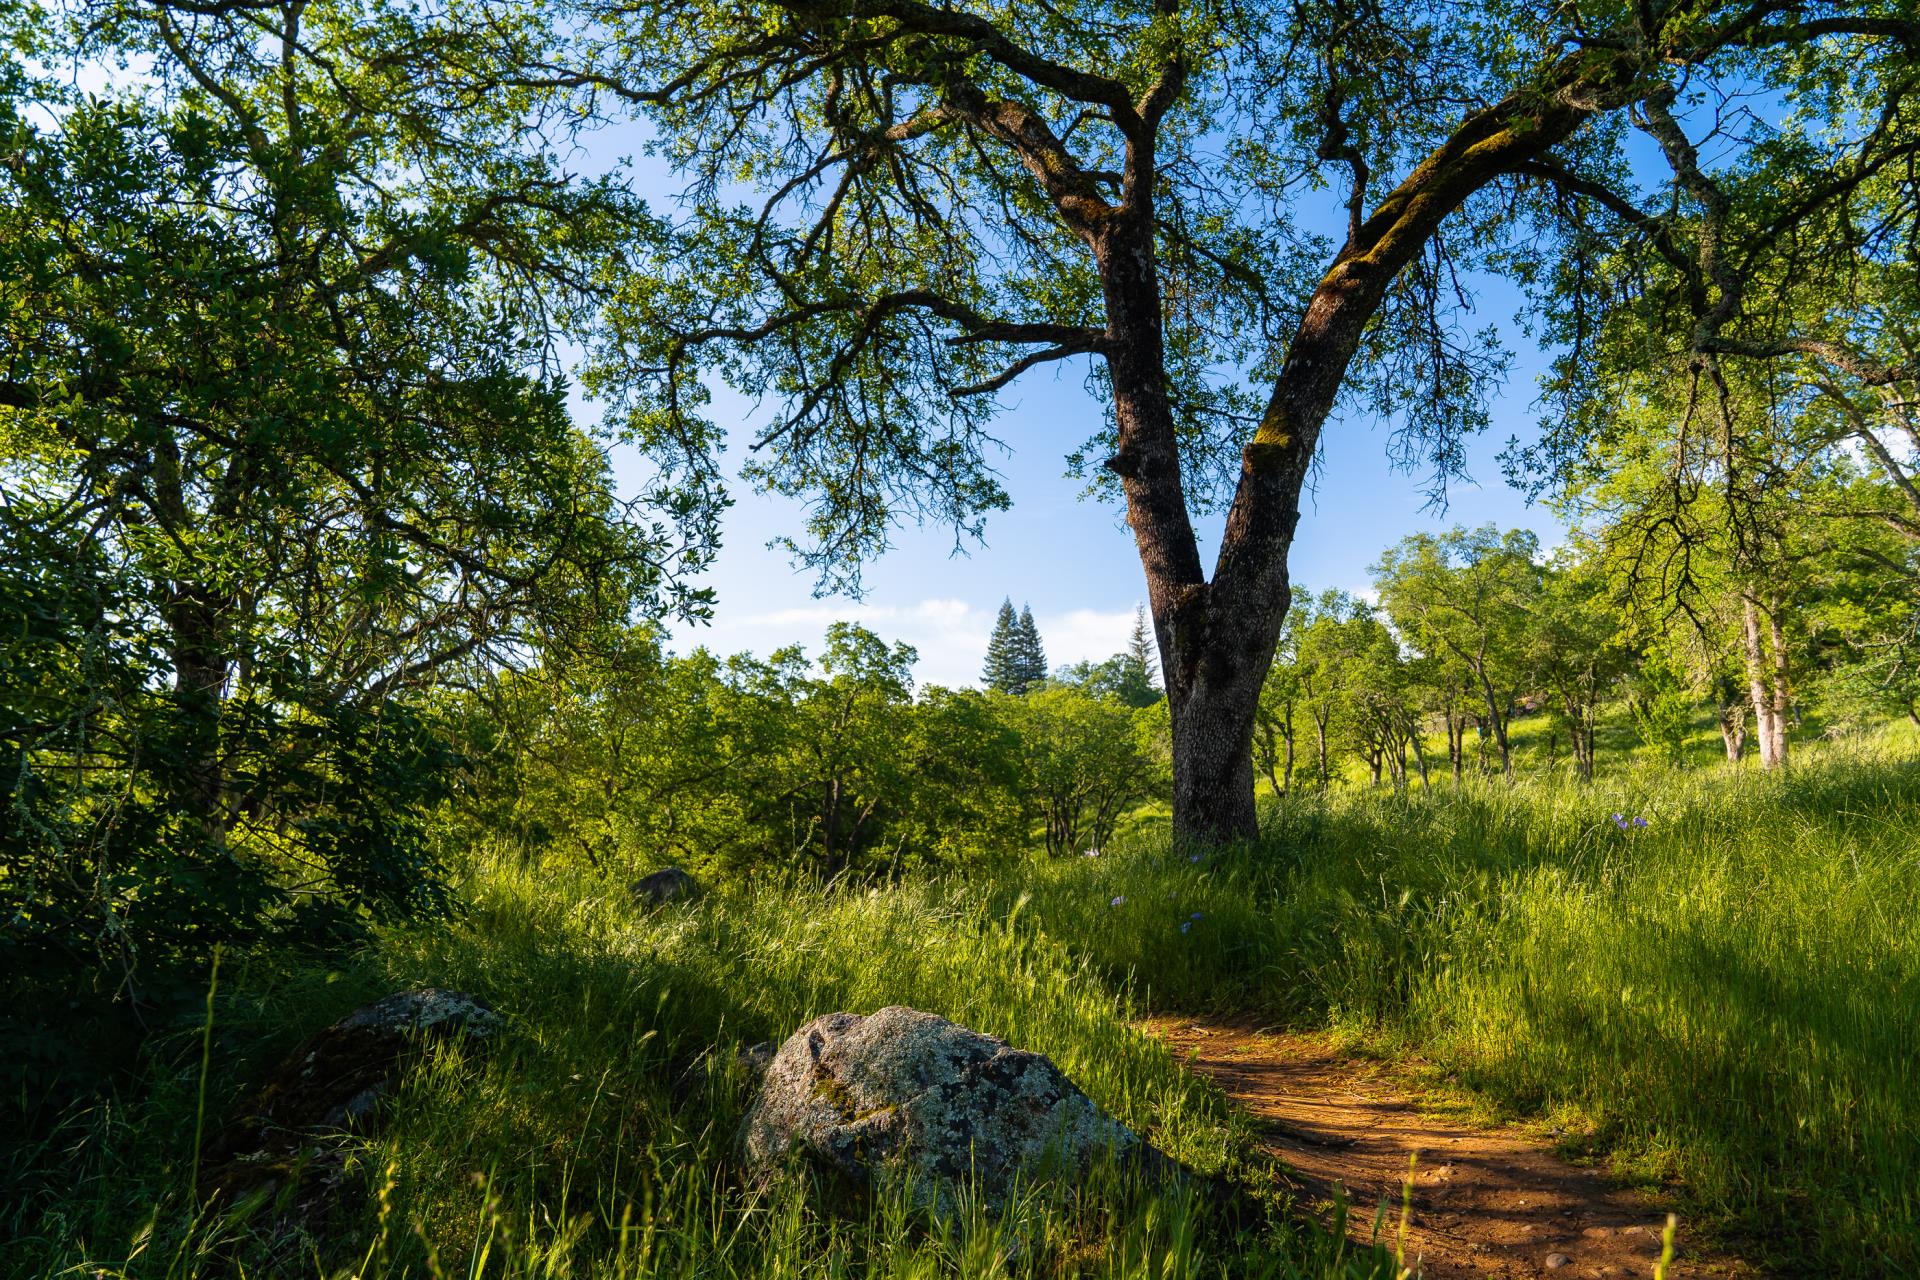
[631, 865, 700, 906]
[201, 988, 499, 1230]
[738, 1006, 1173, 1212]
[1545, 1253, 1572, 1269]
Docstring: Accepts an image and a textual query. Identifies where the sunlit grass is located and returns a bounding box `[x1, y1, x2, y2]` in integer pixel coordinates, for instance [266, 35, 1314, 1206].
[9, 857, 1399, 1279]
[1000, 725, 1920, 1273]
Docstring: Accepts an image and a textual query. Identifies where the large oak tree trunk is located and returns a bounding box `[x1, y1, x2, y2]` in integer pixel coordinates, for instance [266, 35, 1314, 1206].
[1083, 65, 1612, 842]
[1168, 665, 1266, 841]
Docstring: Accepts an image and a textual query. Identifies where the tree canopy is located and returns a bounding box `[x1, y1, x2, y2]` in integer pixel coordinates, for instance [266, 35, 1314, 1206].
[513, 0, 1920, 838]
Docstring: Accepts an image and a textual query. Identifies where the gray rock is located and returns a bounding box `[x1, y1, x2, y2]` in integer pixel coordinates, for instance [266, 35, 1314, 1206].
[738, 1005, 1166, 1210]
[201, 988, 499, 1229]
[631, 865, 700, 906]
[1545, 1253, 1572, 1269]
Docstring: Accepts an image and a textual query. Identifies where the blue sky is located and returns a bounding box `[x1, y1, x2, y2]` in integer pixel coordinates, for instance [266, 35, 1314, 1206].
[582, 126, 1572, 689]
[622, 338, 1563, 687]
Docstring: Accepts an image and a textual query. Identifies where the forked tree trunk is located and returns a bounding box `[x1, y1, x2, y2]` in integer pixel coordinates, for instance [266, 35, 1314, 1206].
[1719, 700, 1748, 762]
[1085, 61, 1618, 842]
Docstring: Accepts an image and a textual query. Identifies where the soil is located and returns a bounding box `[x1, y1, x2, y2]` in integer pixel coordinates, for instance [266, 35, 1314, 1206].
[1147, 1018, 1759, 1280]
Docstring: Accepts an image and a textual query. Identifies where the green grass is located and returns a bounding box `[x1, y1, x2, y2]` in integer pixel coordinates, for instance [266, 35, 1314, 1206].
[5, 858, 1405, 1279]
[1001, 726, 1920, 1274]
[12, 727, 1916, 1277]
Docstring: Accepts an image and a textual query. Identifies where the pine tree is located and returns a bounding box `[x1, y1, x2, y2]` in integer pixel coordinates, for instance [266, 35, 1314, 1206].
[982, 599, 1022, 692]
[1114, 604, 1162, 706]
[1016, 605, 1047, 693]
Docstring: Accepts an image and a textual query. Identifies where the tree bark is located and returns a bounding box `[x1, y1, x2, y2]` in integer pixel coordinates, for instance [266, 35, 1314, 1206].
[1741, 593, 1790, 769]
[1095, 54, 1624, 840]
[1719, 700, 1748, 762]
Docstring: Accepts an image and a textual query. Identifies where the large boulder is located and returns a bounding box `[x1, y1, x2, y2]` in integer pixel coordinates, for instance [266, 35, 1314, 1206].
[738, 1005, 1167, 1210]
[201, 988, 500, 1227]
[631, 865, 701, 906]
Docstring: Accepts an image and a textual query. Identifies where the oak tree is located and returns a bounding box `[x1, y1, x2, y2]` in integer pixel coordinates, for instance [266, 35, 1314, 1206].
[492, 0, 1918, 839]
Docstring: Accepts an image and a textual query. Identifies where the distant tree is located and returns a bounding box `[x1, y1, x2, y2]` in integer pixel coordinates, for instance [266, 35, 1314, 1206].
[1254, 594, 1307, 795]
[1529, 545, 1628, 780]
[1292, 590, 1359, 789]
[1122, 605, 1161, 704]
[1376, 527, 1542, 781]
[982, 599, 1024, 693]
[1055, 606, 1161, 707]
[1012, 687, 1150, 856]
[1015, 606, 1048, 693]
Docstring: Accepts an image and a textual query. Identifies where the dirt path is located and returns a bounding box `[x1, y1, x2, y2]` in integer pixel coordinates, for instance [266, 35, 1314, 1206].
[1148, 1019, 1757, 1280]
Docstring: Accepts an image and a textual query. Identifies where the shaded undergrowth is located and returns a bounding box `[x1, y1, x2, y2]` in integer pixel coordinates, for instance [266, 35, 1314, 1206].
[5, 860, 1404, 1279]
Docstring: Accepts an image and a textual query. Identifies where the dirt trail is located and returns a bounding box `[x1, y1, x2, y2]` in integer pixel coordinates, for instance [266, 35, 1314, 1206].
[1148, 1019, 1757, 1280]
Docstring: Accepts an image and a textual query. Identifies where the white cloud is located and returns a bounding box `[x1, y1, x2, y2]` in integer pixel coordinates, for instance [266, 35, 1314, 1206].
[668, 598, 1144, 689]
[1038, 607, 1143, 672]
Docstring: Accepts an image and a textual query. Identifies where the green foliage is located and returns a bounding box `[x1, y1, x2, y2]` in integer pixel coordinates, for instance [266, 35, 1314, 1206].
[0, 0, 701, 1106]
[0, 498, 457, 1110]
[1009, 687, 1154, 856]
[1627, 649, 1696, 766]
[7, 853, 1405, 1280]
[1054, 605, 1163, 709]
[1375, 526, 1542, 779]
[467, 625, 1046, 879]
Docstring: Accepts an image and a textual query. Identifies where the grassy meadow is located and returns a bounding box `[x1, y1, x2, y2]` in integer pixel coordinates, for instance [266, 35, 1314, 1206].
[8, 727, 1916, 1277]
[1007, 725, 1920, 1274]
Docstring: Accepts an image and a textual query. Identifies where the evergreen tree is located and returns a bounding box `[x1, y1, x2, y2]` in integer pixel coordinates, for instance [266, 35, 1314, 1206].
[1118, 605, 1161, 705]
[1016, 606, 1048, 693]
[982, 599, 1023, 693]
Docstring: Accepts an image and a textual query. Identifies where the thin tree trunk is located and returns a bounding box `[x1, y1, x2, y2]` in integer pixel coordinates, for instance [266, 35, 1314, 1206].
[1768, 602, 1791, 767]
[1742, 594, 1783, 769]
[1720, 700, 1748, 762]
[1282, 706, 1296, 792]
[1259, 724, 1283, 797]
[1476, 673, 1514, 780]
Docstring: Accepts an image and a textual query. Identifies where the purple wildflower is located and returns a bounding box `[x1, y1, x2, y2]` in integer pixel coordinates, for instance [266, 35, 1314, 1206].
[1632, 816, 1649, 829]
[1188, 853, 1202, 864]
[1109, 895, 1126, 908]
[1180, 921, 1192, 935]
[1190, 912, 1204, 921]
[1611, 813, 1629, 830]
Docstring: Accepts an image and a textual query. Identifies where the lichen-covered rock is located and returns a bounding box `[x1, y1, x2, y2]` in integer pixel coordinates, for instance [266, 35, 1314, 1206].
[738, 1005, 1166, 1209]
[631, 865, 700, 906]
[201, 988, 499, 1227]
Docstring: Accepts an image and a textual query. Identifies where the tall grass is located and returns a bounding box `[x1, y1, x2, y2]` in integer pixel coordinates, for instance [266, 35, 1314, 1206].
[1000, 729, 1920, 1274]
[15, 730, 1914, 1276]
[7, 858, 1402, 1279]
